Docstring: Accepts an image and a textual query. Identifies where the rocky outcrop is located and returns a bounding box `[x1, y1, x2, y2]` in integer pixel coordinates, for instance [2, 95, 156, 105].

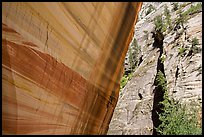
[164, 11, 202, 102]
[108, 47, 160, 135]
[2, 2, 142, 134]
[108, 2, 202, 135]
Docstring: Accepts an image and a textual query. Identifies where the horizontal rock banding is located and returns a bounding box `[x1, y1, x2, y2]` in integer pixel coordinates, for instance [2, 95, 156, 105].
[2, 2, 142, 134]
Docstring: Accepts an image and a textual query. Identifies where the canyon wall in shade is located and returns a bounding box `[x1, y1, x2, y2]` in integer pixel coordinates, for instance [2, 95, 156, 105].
[2, 2, 142, 134]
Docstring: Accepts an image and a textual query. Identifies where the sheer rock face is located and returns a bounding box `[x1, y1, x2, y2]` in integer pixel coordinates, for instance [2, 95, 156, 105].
[2, 2, 142, 135]
[108, 2, 202, 135]
[164, 11, 202, 102]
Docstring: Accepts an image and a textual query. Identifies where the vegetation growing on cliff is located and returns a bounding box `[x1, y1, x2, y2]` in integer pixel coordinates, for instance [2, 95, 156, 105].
[175, 3, 202, 27]
[178, 47, 187, 57]
[153, 5, 173, 34]
[156, 96, 202, 135]
[191, 37, 201, 53]
[120, 73, 133, 89]
[121, 38, 140, 89]
[164, 5, 172, 31]
[192, 37, 199, 47]
[182, 3, 202, 19]
[172, 3, 179, 11]
[154, 15, 166, 33]
[155, 71, 202, 135]
[146, 4, 156, 16]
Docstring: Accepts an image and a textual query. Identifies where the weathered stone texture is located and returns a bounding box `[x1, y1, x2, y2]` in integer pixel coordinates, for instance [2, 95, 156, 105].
[2, 2, 142, 134]
[108, 2, 202, 135]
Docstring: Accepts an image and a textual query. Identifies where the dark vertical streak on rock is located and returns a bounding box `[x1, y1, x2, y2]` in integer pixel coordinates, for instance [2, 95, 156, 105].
[151, 31, 165, 135]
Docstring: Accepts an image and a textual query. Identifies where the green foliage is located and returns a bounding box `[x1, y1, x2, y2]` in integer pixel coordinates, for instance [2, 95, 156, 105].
[182, 3, 202, 18]
[192, 37, 199, 47]
[155, 70, 202, 135]
[146, 4, 155, 16]
[132, 38, 140, 51]
[187, 37, 201, 56]
[160, 54, 166, 64]
[175, 9, 187, 28]
[164, 5, 172, 31]
[178, 47, 187, 56]
[120, 72, 133, 89]
[175, 3, 202, 27]
[120, 75, 128, 89]
[121, 38, 140, 89]
[155, 70, 167, 92]
[172, 3, 179, 11]
[164, 5, 170, 17]
[154, 15, 166, 33]
[192, 46, 201, 54]
[156, 97, 202, 135]
[179, 2, 191, 9]
[154, 5, 173, 33]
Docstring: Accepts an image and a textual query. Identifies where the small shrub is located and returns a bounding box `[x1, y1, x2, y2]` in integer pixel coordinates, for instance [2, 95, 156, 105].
[164, 5, 170, 17]
[120, 75, 128, 89]
[146, 4, 155, 16]
[120, 72, 133, 89]
[155, 70, 167, 91]
[178, 47, 187, 56]
[164, 5, 172, 31]
[187, 37, 201, 56]
[127, 72, 133, 80]
[120, 72, 134, 89]
[172, 3, 179, 11]
[154, 15, 166, 33]
[156, 97, 202, 135]
[192, 46, 201, 54]
[154, 5, 173, 34]
[182, 3, 202, 18]
[160, 54, 166, 64]
[192, 37, 199, 47]
[175, 9, 188, 28]
[155, 69, 202, 135]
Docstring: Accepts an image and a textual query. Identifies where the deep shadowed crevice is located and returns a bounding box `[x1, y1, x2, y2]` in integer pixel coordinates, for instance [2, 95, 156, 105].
[151, 31, 166, 135]
[138, 55, 143, 66]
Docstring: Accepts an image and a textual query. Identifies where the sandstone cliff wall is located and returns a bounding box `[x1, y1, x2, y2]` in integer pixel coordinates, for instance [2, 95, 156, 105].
[2, 2, 142, 134]
[108, 2, 202, 135]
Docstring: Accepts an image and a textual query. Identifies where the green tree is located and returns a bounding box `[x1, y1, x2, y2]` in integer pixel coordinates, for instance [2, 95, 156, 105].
[157, 97, 202, 135]
[154, 71, 202, 135]
[154, 15, 166, 33]
[164, 5, 172, 30]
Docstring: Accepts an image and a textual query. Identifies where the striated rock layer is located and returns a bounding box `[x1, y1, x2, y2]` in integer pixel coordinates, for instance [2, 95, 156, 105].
[2, 2, 142, 134]
[108, 2, 202, 135]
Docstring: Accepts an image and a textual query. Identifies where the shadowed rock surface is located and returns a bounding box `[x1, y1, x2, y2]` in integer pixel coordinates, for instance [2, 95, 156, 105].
[2, 2, 142, 135]
[108, 2, 202, 135]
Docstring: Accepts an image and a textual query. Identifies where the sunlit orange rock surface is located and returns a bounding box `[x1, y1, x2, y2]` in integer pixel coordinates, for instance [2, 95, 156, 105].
[2, 2, 142, 134]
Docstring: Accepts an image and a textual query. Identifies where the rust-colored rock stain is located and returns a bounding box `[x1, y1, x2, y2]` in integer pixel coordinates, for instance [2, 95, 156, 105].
[2, 2, 142, 135]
